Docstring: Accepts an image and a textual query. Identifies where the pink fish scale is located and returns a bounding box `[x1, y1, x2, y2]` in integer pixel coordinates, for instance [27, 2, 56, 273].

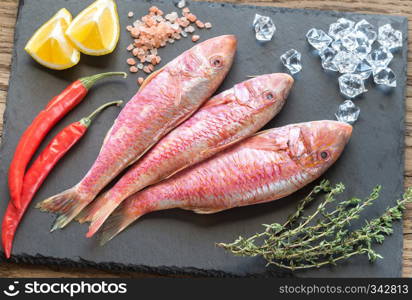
[79, 68, 183, 192]
[93, 89, 260, 200]
[98, 121, 353, 243]
[170, 132, 299, 208]
[36, 36, 240, 233]
[84, 74, 296, 235]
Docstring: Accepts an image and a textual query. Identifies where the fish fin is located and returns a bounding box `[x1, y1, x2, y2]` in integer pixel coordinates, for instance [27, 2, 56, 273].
[36, 188, 91, 231]
[246, 134, 289, 152]
[191, 208, 225, 214]
[76, 190, 110, 224]
[173, 80, 183, 107]
[201, 94, 233, 109]
[86, 197, 123, 238]
[75, 202, 94, 224]
[163, 164, 191, 180]
[200, 137, 245, 158]
[99, 205, 139, 245]
[102, 124, 115, 147]
[138, 66, 164, 91]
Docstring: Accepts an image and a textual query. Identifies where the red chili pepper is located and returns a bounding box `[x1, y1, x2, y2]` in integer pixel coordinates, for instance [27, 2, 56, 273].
[8, 72, 127, 210]
[2, 100, 123, 258]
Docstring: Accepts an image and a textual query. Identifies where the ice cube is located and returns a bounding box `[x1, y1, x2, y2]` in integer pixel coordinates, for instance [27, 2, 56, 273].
[320, 47, 338, 71]
[373, 67, 396, 87]
[341, 31, 372, 56]
[335, 100, 360, 124]
[341, 33, 358, 52]
[367, 46, 393, 70]
[338, 73, 367, 98]
[329, 18, 355, 40]
[280, 49, 302, 74]
[378, 24, 402, 51]
[354, 59, 373, 80]
[354, 19, 377, 45]
[306, 28, 332, 51]
[331, 40, 346, 52]
[353, 42, 372, 60]
[332, 51, 360, 74]
[253, 14, 276, 42]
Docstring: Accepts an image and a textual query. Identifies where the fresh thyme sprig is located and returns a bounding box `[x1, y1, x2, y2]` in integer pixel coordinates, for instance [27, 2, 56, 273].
[218, 180, 412, 271]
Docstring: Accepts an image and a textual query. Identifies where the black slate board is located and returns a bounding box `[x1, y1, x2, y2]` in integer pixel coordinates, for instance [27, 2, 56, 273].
[0, 0, 408, 277]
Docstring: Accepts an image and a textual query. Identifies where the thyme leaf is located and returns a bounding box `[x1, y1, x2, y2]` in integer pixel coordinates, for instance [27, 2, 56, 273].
[218, 181, 412, 271]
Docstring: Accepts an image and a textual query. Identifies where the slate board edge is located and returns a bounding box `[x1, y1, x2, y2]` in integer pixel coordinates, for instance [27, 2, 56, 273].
[0, 0, 407, 277]
[0, 252, 295, 278]
[190, 0, 408, 22]
[0, 0, 23, 154]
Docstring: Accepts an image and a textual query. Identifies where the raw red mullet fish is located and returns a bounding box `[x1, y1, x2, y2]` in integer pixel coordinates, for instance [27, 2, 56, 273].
[36, 35, 237, 231]
[79, 73, 294, 237]
[99, 121, 352, 244]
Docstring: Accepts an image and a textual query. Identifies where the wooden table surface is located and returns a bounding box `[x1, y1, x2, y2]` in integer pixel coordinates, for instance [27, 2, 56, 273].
[0, 0, 411, 278]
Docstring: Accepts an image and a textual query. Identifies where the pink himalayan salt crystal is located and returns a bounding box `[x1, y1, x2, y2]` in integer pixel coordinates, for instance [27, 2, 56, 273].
[149, 6, 159, 14]
[186, 13, 197, 22]
[125, 5, 212, 76]
[131, 28, 140, 38]
[127, 58, 136, 65]
[146, 55, 156, 63]
[150, 55, 159, 65]
[137, 77, 145, 85]
[165, 12, 179, 22]
[132, 48, 139, 56]
[178, 17, 190, 27]
[195, 20, 205, 29]
[184, 25, 195, 33]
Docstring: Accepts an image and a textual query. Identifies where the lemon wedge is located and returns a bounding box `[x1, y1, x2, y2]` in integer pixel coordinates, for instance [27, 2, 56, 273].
[66, 0, 120, 56]
[24, 8, 80, 70]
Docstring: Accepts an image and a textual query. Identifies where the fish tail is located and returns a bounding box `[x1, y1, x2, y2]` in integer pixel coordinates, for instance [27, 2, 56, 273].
[75, 203, 94, 224]
[99, 204, 141, 245]
[85, 197, 123, 238]
[99, 189, 176, 244]
[36, 187, 91, 231]
[75, 193, 107, 224]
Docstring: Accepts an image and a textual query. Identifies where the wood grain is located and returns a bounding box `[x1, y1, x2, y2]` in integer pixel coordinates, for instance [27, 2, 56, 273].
[0, 0, 411, 278]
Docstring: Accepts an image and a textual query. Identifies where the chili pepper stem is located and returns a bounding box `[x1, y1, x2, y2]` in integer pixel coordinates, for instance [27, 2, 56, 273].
[79, 72, 128, 90]
[80, 101, 123, 128]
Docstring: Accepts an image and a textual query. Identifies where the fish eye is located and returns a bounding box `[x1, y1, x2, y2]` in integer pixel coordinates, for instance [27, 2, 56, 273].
[320, 151, 330, 160]
[209, 55, 224, 69]
[263, 91, 275, 101]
